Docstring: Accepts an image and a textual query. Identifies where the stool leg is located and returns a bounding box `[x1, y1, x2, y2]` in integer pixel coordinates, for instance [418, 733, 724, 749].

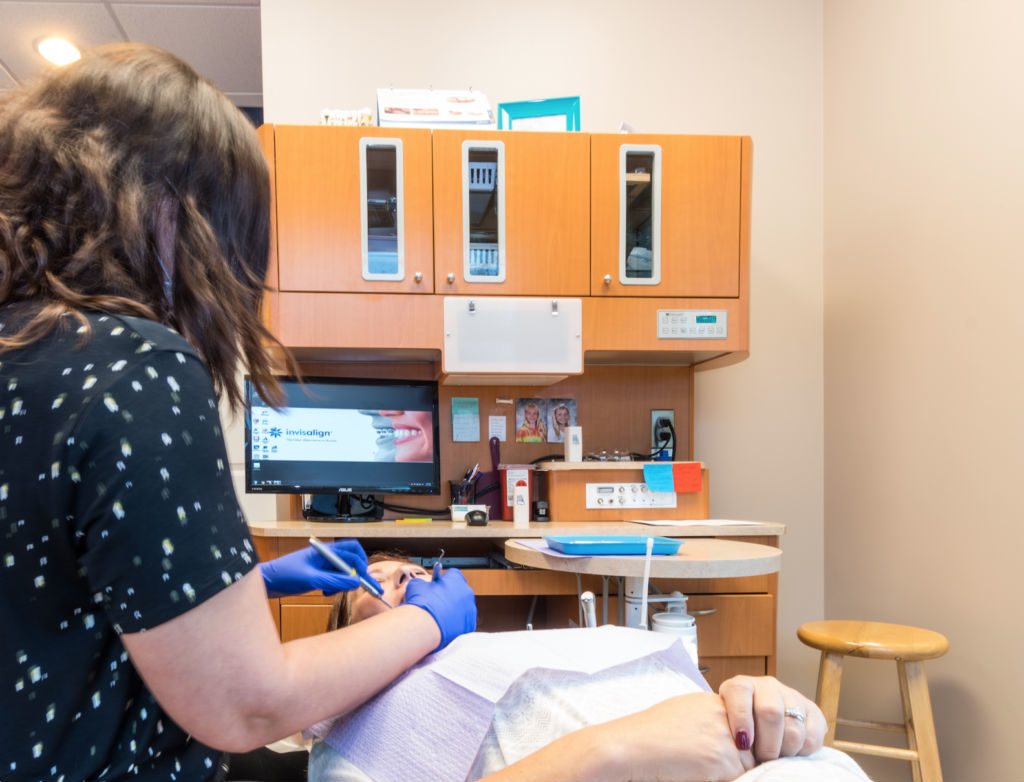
[816, 651, 844, 745]
[898, 660, 943, 782]
[897, 661, 921, 781]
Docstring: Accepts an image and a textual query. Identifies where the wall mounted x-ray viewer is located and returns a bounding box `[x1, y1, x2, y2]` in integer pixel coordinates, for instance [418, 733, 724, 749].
[442, 297, 582, 376]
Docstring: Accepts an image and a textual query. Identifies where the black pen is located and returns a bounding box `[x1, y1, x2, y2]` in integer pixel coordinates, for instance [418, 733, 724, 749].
[309, 536, 392, 608]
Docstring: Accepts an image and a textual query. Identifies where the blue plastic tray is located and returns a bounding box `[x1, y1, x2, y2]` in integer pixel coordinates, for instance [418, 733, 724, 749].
[543, 535, 682, 556]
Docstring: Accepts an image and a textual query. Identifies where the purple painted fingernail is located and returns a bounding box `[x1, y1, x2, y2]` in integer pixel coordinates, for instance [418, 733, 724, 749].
[735, 730, 751, 751]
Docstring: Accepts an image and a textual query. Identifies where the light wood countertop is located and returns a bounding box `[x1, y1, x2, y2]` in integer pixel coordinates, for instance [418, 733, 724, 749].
[505, 537, 782, 580]
[246, 519, 785, 540]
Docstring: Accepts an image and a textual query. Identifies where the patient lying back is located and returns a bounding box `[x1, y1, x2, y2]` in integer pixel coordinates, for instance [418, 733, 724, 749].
[308, 553, 871, 782]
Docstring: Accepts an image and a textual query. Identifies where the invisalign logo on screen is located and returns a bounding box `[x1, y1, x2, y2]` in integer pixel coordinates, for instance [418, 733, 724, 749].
[258, 407, 377, 461]
[284, 428, 332, 439]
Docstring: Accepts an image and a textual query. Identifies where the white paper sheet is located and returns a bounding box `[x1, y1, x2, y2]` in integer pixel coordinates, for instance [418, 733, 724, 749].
[511, 538, 586, 558]
[427, 626, 685, 700]
[627, 518, 768, 526]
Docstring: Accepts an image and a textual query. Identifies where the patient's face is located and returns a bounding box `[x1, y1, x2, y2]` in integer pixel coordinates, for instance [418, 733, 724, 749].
[350, 559, 433, 624]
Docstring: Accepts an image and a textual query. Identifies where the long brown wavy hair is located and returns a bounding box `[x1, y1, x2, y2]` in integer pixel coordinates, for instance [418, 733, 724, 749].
[0, 42, 290, 409]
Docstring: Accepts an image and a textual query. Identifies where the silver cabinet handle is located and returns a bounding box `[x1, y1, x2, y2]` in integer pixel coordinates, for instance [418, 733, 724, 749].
[413, 271, 423, 283]
[603, 274, 612, 284]
[689, 608, 718, 616]
[446, 272, 455, 284]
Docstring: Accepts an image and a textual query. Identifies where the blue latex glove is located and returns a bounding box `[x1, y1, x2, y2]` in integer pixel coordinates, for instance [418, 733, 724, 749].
[260, 539, 380, 598]
[403, 567, 477, 650]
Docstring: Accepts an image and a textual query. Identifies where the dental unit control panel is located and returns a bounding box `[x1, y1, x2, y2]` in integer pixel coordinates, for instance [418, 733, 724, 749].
[585, 482, 677, 509]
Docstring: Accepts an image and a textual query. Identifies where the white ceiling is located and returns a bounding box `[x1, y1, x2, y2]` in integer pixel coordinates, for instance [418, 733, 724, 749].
[0, 0, 262, 107]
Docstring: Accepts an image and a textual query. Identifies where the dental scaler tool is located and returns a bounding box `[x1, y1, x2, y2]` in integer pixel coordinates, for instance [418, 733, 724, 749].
[309, 536, 393, 608]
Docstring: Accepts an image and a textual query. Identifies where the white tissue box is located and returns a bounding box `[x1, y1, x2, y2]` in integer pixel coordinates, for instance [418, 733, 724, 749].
[450, 504, 490, 522]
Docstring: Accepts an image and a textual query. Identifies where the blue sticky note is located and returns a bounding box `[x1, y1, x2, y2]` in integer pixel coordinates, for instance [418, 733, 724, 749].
[643, 463, 675, 493]
[451, 397, 480, 442]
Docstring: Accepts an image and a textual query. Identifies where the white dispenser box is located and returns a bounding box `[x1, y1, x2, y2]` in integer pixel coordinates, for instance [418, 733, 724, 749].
[564, 426, 583, 462]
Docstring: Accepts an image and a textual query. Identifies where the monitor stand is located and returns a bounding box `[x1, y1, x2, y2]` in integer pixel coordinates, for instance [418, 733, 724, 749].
[303, 492, 383, 522]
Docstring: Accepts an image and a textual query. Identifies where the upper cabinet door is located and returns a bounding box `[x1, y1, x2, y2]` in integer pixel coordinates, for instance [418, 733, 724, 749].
[433, 130, 590, 296]
[274, 125, 434, 293]
[591, 134, 742, 298]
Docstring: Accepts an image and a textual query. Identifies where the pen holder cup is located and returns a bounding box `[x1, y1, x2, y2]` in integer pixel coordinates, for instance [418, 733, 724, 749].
[449, 479, 476, 504]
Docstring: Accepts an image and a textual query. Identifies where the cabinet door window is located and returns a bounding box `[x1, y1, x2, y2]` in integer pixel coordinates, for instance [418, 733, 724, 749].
[360, 138, 405, 281]
[619, 145, 662, 285]
[462, 140, 506, 283]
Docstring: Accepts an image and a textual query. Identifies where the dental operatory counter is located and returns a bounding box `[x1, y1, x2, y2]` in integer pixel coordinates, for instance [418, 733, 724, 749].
[247, 518, 784, 542]
[249, 519, 784, 691]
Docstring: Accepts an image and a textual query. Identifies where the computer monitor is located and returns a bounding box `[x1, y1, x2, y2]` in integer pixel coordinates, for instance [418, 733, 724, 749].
[244, 375, 441, 519]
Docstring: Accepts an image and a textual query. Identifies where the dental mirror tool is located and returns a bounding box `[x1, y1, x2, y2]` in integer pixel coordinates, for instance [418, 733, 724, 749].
[432, 548, 445, 581]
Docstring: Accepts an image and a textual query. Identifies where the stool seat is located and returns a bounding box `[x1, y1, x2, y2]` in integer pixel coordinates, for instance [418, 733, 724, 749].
[798, 619, 948, 782]
[798, 620, 949, 661]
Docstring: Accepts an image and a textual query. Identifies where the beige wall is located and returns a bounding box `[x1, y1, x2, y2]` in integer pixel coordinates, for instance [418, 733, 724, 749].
[824, 1, 1024, 780]
[258, 1, 1024, 779]
[261, 0, 828, 699]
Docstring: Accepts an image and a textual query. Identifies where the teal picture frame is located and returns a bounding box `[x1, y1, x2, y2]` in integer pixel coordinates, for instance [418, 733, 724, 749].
[497, 96, 581, 131]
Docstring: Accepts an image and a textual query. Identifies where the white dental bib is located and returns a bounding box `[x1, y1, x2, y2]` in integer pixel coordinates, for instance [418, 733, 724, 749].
[306, 625, 707, 782]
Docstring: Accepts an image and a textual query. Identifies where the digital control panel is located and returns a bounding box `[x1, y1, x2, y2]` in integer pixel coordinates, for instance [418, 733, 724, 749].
[585, 482, 678, 509]
[657, 309, 728, 340]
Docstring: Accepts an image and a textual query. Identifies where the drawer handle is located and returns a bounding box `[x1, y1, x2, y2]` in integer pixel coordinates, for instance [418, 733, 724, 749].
[689, 608, 718, 617]
[413, 271, 423, 283]
[446, 272, 456, 284]
[603, 274, 612, 284]
[698, 666, 710, 674]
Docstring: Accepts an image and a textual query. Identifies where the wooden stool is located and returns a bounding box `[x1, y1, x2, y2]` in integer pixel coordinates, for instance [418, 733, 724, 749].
[798, 620, 949, 782]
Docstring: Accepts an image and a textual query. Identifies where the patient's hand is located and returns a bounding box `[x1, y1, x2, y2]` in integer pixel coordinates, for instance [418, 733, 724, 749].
[593, 692, 749, 781]
[480, 679, 826, 782]
[719, 676, 826, 763]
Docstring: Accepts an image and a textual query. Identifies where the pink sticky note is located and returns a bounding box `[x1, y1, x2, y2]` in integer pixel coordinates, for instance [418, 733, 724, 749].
[672, 462, 702, 493]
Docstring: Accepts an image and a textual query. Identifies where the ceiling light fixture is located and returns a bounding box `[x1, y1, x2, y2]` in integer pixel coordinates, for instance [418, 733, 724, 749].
[36, 37, 81, 66]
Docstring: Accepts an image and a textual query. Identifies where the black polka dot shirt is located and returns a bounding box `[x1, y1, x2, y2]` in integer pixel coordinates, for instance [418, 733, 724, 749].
[0, 307, 257, 781]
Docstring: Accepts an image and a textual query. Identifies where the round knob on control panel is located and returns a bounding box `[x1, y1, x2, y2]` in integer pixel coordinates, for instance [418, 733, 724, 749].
[447, 273, 456, 284]
[413, 271, 423, 283]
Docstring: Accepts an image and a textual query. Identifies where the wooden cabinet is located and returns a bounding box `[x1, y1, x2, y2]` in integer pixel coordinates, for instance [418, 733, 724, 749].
[432, 129, 591, 296]
[271, 578, 774, 691]
[260, 124, 751, 364]
[273, 125, 435, 294]
[590, 133, 745, 298]
[250, 525, 778, 693]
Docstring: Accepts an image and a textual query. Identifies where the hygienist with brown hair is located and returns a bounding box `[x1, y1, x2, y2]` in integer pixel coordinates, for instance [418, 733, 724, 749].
[0, 42, 476, 782]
